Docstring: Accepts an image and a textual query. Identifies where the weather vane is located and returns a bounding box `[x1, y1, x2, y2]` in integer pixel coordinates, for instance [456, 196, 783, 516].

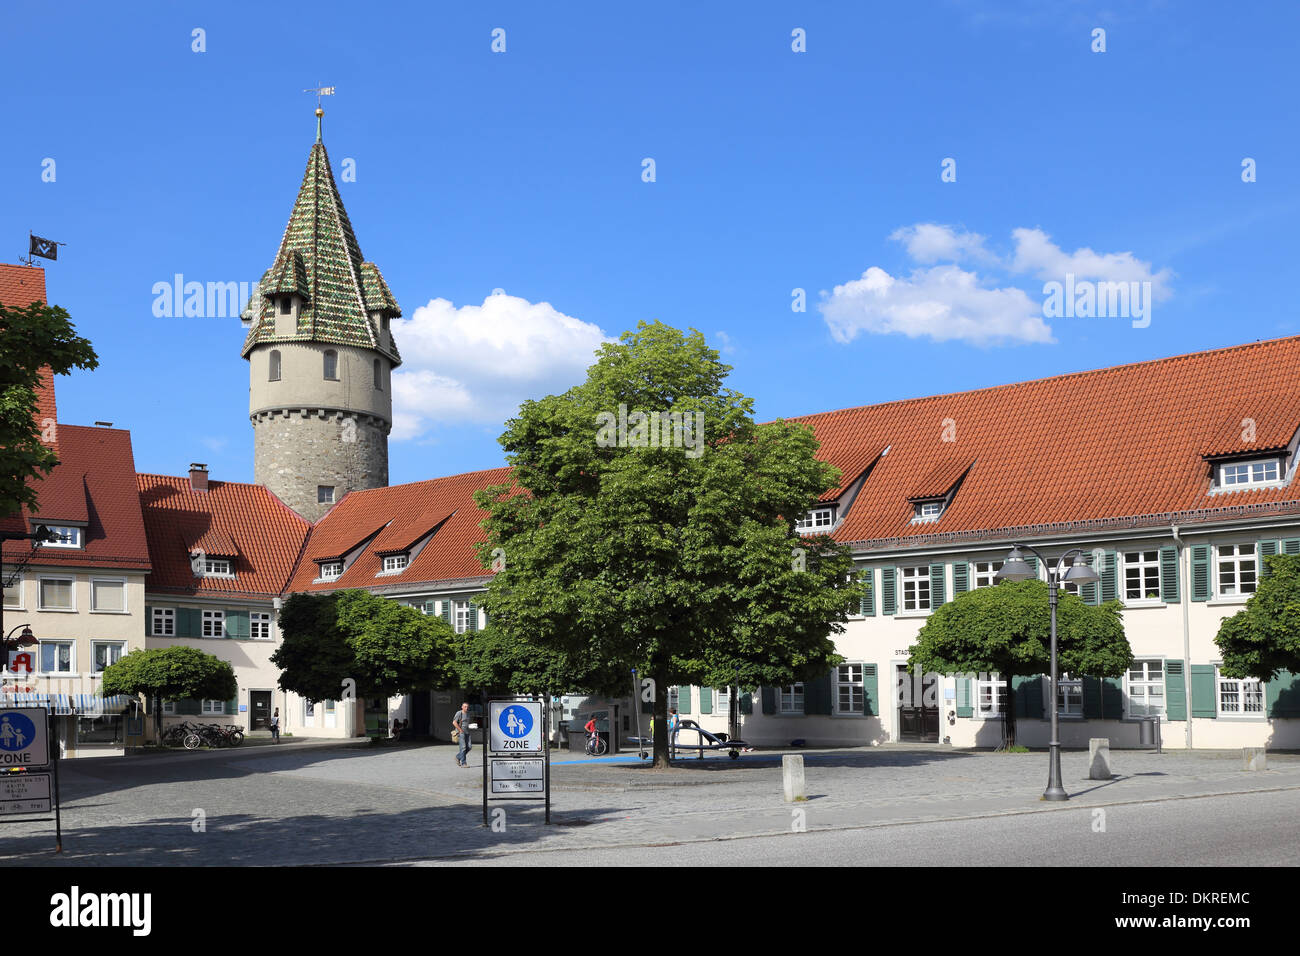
[303, 83, 335, 140]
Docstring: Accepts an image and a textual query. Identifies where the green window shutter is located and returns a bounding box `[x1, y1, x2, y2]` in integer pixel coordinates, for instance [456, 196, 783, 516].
[1102, 677, 1124, 719]
[699, 687, 713, 715]
[881, 566, 897, 615]
[676, 686, 691, 713]
[467, 602, 478, 632]
[423, 600, 436, 615]
[1190, 664, 1217, 718]
[1165, 661, 1187, 721]
[226, 610, 249, 639]
[739, 691, 753, 715]
[1080, 552, 1098, 605]
[226, 695, 238, 716]
[956, 677, 973, 718]
[145, 605, 154, 636]
[1099, 550, 1118, 604]
[1282, 538, 1300, 556]
[952, 562, 969, 595]
[178, 608, 201, 637]
[1259, 540, 1279, 578]
[441, 601, 453, 624]
[1190, 545, 1212, 601]
[929, 563, 946, 606]
[760, 687, 776, 715]
[805, 671, 833, 715]
[1013, 676, 1043, 719]
[862, 665, 878, 717]
[1024, 555, 1039, 576]
[1266, 669, 1300, 718]
[1159, 545, 1179, 603]
[858, 569, 875, 616]
[1082, 677, 1102, 719]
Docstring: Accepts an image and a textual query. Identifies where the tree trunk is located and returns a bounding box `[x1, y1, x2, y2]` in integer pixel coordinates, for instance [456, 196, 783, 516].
[1003, 675, 1017, 749]
[652, 663, 670, 768]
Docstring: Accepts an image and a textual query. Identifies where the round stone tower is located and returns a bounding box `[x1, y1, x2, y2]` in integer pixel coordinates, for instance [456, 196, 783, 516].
[241, 111, 402, 523]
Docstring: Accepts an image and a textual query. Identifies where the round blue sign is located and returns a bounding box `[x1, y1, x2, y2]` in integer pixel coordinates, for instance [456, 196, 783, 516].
[498, 705, 533, 738]
[0, 713, 37, 752]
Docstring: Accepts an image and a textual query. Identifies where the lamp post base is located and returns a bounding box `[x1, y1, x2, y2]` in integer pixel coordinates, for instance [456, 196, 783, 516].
[1041, 788, 1069, 802]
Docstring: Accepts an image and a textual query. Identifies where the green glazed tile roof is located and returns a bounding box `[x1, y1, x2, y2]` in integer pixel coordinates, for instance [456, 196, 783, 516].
[241, 140, 401, 365]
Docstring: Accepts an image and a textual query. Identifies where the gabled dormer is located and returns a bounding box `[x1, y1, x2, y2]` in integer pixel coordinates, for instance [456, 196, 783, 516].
[907, 458, 974, 524]
[372, 510, 453, 578]
[1202, 410, 1299, 495]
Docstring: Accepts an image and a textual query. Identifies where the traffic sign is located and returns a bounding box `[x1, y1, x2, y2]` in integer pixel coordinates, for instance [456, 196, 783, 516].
[489, 700, 542, 754]
[0, 708, 49, 768]
[490, 757, 544, 795]
[0, 772, 51, 815]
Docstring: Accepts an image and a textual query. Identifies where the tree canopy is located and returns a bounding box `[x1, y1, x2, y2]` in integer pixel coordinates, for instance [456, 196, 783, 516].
[0, 300, 98, 516]
[101, 645, 237, 703]
[1215, 553, 1300, 681]
[470, 321, 862, 764]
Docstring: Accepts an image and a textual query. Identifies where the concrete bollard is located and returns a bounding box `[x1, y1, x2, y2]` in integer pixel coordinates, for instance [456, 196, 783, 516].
[1242, 747, 1267, 771]
[782, 754, 806, 802]
[1088, 738, 1112, 780]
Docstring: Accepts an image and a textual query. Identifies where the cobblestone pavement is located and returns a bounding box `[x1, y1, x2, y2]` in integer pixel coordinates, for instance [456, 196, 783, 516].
[4, 741, 1298, 865]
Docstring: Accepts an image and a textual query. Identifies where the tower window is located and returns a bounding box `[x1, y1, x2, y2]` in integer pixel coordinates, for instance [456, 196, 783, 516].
[373, 358, 382, 390]
[323, 350, 338, 380]
[279, 296, 291, 315]
[318, 485, 335, 504]
[269, 350, 281, 381]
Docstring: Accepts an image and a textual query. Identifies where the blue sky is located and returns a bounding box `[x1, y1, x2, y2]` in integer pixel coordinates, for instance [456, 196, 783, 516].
[4, 1, 1298, 487]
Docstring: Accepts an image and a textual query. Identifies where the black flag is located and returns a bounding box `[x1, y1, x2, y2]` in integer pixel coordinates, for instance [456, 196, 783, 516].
[30, 235, 58, 260]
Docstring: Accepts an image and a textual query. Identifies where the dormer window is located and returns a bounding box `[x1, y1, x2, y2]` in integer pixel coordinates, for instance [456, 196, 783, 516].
[796, 506, 836, 533]
[320, 562, 342, 581]
[204, 558, 233, 576]
[381, 554, 408, 574]
[1216, 457, 1281, 490]
[279, 296, 292, 315]
[41, 526, 82, 549]
[912, 500, 945, 523]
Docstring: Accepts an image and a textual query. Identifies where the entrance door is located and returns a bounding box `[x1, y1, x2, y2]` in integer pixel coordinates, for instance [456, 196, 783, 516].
[896, 666, 940, 743]
[250, 691, 272, 730]
[411, 691, 431, 737]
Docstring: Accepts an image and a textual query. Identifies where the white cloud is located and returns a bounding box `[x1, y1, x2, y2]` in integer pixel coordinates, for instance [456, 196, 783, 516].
[1010, 227, 1174, 299]
[889, 224, 996, 265]
[390, 293, 612, 440]
[819, 265, 1054, 346]
[714, 330, 736, 355]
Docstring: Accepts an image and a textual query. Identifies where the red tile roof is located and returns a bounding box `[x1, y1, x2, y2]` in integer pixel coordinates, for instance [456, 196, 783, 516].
[1, 426, 151, 571]
[1200, 402, 1300, 457]
[289, 467, 513, 592]
[0, 265, 57, 438]
[137, 474, 310, 598]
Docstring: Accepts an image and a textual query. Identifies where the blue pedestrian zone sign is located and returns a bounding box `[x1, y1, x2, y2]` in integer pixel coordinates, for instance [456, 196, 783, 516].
[488, 699, 543, 753]
[0, 708, 49, 767]
[499, 705, 532, 739]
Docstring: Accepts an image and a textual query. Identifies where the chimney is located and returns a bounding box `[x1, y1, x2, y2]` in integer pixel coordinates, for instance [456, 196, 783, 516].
[189, 463, 209, 493]
[93, 421, 113, 428]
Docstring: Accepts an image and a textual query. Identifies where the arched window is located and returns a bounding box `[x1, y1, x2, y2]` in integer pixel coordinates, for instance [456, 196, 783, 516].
[373, 358, 382, 390]
[323, 350, 338, 380]
[268, 350, 281, 382]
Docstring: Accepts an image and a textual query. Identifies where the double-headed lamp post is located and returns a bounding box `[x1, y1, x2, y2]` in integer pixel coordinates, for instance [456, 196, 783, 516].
[994, 544, 1100, 802]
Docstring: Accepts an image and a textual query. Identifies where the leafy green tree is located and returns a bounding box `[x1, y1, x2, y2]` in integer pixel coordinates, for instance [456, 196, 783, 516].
[911, 580, 1131, 747]
[272, 590, 457, 703]
[101, 646, 237, 733]
[1216, 554, 1300, 680]
[472, 321, 861, 766]
[0, 300, 98, 516]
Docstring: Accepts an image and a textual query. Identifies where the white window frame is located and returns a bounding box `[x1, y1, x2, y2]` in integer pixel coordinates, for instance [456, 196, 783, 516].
[1126, 659, 1166, 718]
[162, 700, 176, 716]
[37, 576, 75, 611]
[976, 674, 1006, 717]
[250, 611, 272, 640]
[202, 609, 225, 638]
[795, 506, 835, 533]
[1122, 550, 1162, 603]
[1056, 674, 1083, 717]
[38, 640, 75, 675]
[834, 664, 864, 716]
[454, 601, 474, 634]
[204, 558, 234, 577]
[381, 554, 408, 574]
[1217, 668, 1265, 717]
[201, 699, 225, 715]
[91, 641, 125, 674]
[3, 572, 23, 610]
[1216, 543, 1257, 597]
[715, 686, 732, 714]
[912, 500, 944, 523]
[900, 565, 931, 612]
[41, 525, 82, 549]
[152, 606, 175, 636]
[1217, 457, 1281, 490]
[973, 561, 1003, 589]
[778, 683, 805, 714]
[304, 699, 316, 722]
[319, 562, 343, 581]
[90, 577, 127, 613]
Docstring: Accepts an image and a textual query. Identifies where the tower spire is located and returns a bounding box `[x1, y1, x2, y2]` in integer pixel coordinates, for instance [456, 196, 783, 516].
[303, 84, 335, 142]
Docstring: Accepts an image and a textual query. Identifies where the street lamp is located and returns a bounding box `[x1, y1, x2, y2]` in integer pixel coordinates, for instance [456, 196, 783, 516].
[994, 544, 1100, 801]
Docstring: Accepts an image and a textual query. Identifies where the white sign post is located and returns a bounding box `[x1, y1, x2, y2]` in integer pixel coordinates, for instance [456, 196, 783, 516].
[483, 697, 550, 822]
[0, 772, 52, 815]
[0, 707, 50, 768]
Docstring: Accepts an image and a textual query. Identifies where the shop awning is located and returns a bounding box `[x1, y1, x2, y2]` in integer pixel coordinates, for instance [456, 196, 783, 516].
[5, 692, 134, 715]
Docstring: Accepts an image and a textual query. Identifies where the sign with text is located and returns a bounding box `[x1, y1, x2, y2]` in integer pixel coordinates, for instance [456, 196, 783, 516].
[489, 700, 543, 754]
[490, 757, 544, 794]
[0, 708, 48, 768]
[0, 772, 51, 815]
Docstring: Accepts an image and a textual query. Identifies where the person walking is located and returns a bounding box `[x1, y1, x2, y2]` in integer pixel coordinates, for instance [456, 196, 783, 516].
[269, 708, 281, 743]
[452, 702, 472, 766]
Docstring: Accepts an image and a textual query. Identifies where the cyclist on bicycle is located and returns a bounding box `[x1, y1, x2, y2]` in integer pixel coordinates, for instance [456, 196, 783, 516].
[584, 717, 600, 754]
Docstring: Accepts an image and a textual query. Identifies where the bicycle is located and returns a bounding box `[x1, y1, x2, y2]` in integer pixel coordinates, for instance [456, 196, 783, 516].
[585, 731, 607, 756]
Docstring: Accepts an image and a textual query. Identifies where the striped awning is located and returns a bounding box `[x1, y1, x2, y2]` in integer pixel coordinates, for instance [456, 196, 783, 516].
[5, 693, 134, 716]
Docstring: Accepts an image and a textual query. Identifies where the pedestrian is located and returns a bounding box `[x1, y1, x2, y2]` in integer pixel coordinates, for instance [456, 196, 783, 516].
[668, 707, 680, 755]
[269, 708, 281, 743]
[452, 702, 471, 766]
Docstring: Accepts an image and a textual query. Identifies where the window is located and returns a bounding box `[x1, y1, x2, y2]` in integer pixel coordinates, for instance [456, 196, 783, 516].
[38, 577, 74, 610]
[373, 358, 382, 389]
[1127, 660, 1165, 717]
[91, 579, 125, 612]
[973, 561, 1003, 589]
[382, 554, 408, 574]
[977, 675, 1007, 717]
[3, 573, 22, 609]
[319, 562, 342, 581]
[454, 601, 474, 634]
[1057, 675, 1082, 717]
[304, 699, 316, 720]
[835, 664, 864, 715]
[39, 641, 73, 674]
[162, 701, 176, 716]
[1218, 458, 1280, 489]
[269, 350, 281, 381]
[92, 642, 124, 673]
[1218, 670, 1264, 715]
[318, 485, 335, 504]
[250, 612, 271, 640]
[716, 686, 732, 714]
[323, 350, 338, 380]
[201, 699, 225, 715]
[152, 607, 175, 636]
[1217, 544, 1257, 597]
[324, 699, 336, 714]
[795, 506, 835, 532]
[202, 609, 225, 638]
[204, 558, 233, 576]
[1123, 550, 1161, 601]
[913, 501, 944, 523]
[779, 683, 805, 714]
[901, 566, 931, 612]
[279, 296, 291, 315]
[42, 526, 82, 548]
